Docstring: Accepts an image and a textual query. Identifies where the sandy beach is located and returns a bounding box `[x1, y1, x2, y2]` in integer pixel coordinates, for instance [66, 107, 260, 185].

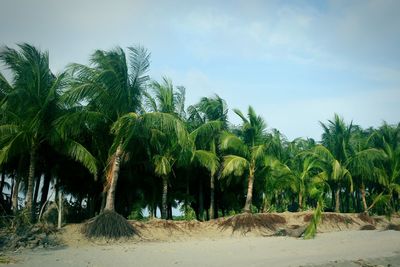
[3, 230, 400, 267]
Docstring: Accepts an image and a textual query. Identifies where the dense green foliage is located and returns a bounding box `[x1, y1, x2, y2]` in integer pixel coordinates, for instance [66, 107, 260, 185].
[1, 44, 399, 224]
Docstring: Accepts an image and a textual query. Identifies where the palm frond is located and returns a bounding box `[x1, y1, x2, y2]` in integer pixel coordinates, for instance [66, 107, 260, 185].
[192, 150, 219, 176]
[61, 139, 98, 176]
[220, 131, 248, 157]
[221, 155, 249, 178]
[153, 155, 172, 177]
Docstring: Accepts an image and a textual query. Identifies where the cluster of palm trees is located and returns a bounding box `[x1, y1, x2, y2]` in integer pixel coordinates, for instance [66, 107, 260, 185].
[0, 44, 399, 224]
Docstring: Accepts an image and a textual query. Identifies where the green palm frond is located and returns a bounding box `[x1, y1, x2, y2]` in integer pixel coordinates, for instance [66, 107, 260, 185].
[153, 155, 172, 177]
[141, 112, 188, 145]
[192, 150, 219, 176]
[220, 131, 248, 157]
[251, 144, 266, 163]
[221, 155, 249, 178]
[127, 45, 150, 86]
[190, 120, 222, 146]
[61, 139, 98, 176]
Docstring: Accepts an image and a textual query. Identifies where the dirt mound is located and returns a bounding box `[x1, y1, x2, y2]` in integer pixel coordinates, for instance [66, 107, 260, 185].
[0, 224, 60, 250]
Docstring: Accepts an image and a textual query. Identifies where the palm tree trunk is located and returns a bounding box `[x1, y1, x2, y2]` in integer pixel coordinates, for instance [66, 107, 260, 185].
[57, 189, 63, 229]
[33, 176, 41, 210]
[209, 174, 215, 219]
[298, 191, 303, 211]
[199, 179, 204, 221]
[361, 183, 368, 212]
[335, 186, 340, 213]
[12, 176, 20, 213]
[26, 149, 37, 221]
[243, 168, 255, 213]
[40, 171, 51, 210]
[104, 146, 123, 211]
[161, 175, 168, 219]
[0, 172, 5, 195]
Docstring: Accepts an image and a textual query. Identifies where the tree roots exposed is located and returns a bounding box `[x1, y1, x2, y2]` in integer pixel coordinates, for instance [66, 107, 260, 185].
[82, 210, 138, 239]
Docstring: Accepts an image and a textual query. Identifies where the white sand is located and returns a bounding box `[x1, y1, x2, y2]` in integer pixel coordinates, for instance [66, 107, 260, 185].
[5, 230, 400, 267]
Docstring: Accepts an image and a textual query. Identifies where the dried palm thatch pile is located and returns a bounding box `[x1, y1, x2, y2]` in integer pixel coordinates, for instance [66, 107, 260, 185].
[218, 213, 286, 234]
[82, 210, 138, 239]
[360, 224, 376, 230]
[322, 213, 355, 224]
[386, 223, 400, 231]
[358, 212, 375, 224]
[304, 213, 355, 224]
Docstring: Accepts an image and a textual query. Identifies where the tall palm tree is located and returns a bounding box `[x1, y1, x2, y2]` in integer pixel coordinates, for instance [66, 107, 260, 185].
[309, 145, 353, 212]
[0, 44, 97, 220]
[368, 123, 400, 213]
[187, 94, 228, 219]
[220, 106, 268, 213]
[63, 46, 150, 212]
[190, 121, 222, 219]
[319, 114, 354, 212]
[141, 78, 191, 218]
[112, 111, 190, 219]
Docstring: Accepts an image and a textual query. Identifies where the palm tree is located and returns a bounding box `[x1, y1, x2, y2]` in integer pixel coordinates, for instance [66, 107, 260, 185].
[188, 94, 228, 219]
[220, 106, 268, 213]
[309, 145, 353, 212]
[0, 44, 97, 220]
[190, 121, 222, 219]
[63, 45, 150, 212]
[368, 123, 400, 213]
[141, 78, 192, 219]
[346, 129, 386, 212]
[319, 114, 354, 212]
[112, 111, 190, 219]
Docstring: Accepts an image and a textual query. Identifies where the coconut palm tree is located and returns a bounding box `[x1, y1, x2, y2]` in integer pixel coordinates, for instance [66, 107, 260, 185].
[367, 123, 400, 214]
[309, 145, 353, 212]
[220, 106, 268, 213]
[63, 45, 150, 212]
[319, 114, 354, 212]
[190, 121, 222, 219]
[187, 95, 228, 219]
[112, 111, 190, 219]
[346, 129, 386, 212]
[0, 44, 97, 220]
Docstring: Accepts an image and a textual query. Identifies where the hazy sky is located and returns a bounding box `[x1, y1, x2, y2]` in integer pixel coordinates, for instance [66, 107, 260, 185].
[1, 0, 399, 140]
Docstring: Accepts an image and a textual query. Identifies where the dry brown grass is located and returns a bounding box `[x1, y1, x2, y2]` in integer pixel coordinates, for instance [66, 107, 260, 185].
[218, 213, 286, 234]
[358, 213, 375, 224]
[322, 213, 355, 224]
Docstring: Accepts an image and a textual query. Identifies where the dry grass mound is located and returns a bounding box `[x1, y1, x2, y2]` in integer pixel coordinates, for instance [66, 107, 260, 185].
[218, 213, 286, 234]
[360, 224, 376, 230]
[82, 210, 138, 239]
[358, 213, 375, 224]
[386, 223, 400, 231]
[322, 213, 355, 224]
[304, 213, 355, 224]
[146, 219, 183, 231]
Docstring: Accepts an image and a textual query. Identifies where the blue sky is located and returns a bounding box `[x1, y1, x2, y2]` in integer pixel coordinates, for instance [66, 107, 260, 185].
[1, 0, 399, 140]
